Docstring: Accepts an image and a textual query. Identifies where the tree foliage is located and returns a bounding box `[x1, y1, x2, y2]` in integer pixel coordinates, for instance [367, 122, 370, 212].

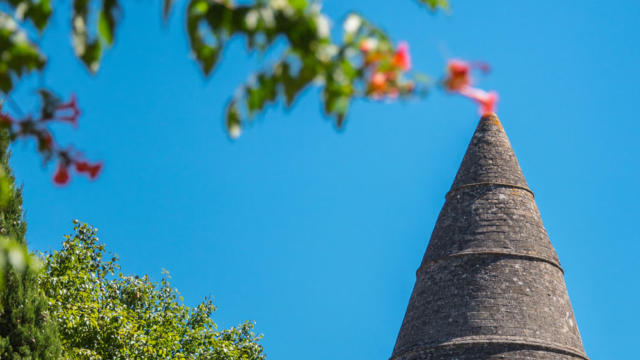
[40, 221, 265, 360]
[0, 129, 61, 359]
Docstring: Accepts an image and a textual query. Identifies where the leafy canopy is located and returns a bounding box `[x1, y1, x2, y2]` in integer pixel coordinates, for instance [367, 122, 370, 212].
[39, 221, 265, 360]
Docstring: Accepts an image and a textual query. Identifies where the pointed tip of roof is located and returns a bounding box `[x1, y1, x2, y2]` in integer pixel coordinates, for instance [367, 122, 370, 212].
[481, 112, 500, 123]
[450, 114, 530, 192]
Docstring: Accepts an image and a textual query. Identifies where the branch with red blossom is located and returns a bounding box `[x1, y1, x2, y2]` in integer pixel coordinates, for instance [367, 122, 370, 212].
[0, 90, 102, 186]
[226, 12, 433, 136]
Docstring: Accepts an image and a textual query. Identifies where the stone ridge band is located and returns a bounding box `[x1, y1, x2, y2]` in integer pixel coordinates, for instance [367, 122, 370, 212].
[446, 182, 535, 200]
[391, 335, 590, 360]
[417, 250, 565, 275]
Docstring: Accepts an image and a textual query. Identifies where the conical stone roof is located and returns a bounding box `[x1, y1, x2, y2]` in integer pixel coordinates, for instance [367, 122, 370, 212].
[391, 114, 587, 360]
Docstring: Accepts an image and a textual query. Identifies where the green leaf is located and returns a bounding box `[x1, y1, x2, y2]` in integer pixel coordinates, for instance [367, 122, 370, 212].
[98, 10, 114, 45]
[186, 0, 224, 75]
[418, 0, 449, 11]
[190, 0, 210, 16]
[288, 0, 307, 11]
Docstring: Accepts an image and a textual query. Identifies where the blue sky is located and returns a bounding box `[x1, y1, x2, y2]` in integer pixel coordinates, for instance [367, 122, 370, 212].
[8, 0, 640, 358]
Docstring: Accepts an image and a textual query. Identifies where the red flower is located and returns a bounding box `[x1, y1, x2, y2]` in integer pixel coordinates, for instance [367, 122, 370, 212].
[86, 163, 102, 179]
[53, 165, 70, 185]
[445, 59, 471, 91]
[74, 161, 89, 173]
[448, 59, 470, 73]
[74, 161, 103, 179]
[393, 41, 411, 71]
[445, 58, 498, 115]
[459, 87, 499, 115]
[55, 94, 81, 127]
[444, 59, 491, 91]
[479, 91, 498, 115]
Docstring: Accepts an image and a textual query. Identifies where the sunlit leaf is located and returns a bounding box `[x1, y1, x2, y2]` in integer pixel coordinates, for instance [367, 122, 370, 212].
[98, 11, 113, 45]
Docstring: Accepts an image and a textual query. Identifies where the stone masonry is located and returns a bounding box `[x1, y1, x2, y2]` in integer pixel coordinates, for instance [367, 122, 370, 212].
[391, 114, 587, 360]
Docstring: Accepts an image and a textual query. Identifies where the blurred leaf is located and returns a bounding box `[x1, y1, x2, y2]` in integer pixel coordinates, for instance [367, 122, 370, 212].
[98, 11, 113, 45]
[0, 235, 42, 288]
[72, 0, 121, 72]
[0, 11, 46, 93]
[4, 0, 53, 31]
[162, 0, 174, 22]
[417, 0, 449, 11]
[186, 0, 222, 75]
[226, 100, 241, 139]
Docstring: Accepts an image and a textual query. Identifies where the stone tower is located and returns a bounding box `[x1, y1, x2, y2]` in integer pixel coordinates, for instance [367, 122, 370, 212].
[391, 114, 588, 360]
